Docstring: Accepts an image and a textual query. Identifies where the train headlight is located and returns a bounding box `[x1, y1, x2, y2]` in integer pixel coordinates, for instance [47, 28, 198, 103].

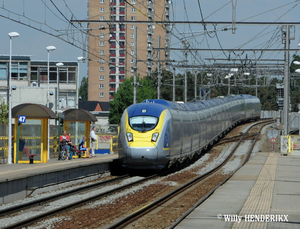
[126, 133, 133, 142]
[151, 133, 159, 142]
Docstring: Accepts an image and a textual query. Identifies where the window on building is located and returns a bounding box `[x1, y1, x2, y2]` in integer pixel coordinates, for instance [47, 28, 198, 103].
[120, 8, 125, 13]
[131, 33, 134, 38]
[131, 16, 136, 21]
[110, 84, 116, 88]
[131, 50, 134, 55]
[120, 16, 125, 21]
[100, 50, 105, 55]
[120, 41, 125, 47]
[119, 24, 125, 30]
[100, 33, 105, 38]
[100, 58, 105, 63]
[131, 42, 134, 46]
[131, 59, 134, 63]
[131, 0, 136, 4]
[100, 41, 105, 46]
[131, 25, 135, 30]
[99, 84, 104, 89]
[100, 67, 104, 71]
[131, 8, 136, 13]
[99, 75, 105, 80]
[100, 16, 105, 21]
[99, 92, 104, 97]
[119, 50, 125, 55]
[100, 7, 105, 12]
[100, 25, 105, 29]
[100, 0, 104, 3]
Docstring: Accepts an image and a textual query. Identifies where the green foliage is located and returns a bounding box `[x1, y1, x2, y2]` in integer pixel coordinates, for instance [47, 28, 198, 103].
[109, 76, 156, 124]
[0, 100, 8, 124]
[79, 77, 88, 101]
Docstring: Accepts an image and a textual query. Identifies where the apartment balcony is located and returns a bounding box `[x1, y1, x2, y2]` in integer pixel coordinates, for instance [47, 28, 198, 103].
[110, 36, 116, 40]
[119, 36, 125, 40]
[111, 2, 116, 5]
[120, 2, 125, 6]
[119, 62, 125, 66]
[120, 11, 125, 15]
[110, 70, 116, 74]
[110, 87, 116, 91]
[120, 70, 125, 74]
[111, 11, 116, 14]
[147, 29, 154, 36]
[110, 45, 116, 49]
[148, 37, 154, 44]
[110, 95, 114, 99]
[110, 79, 116, 82]
[110, 53, 116, 57]
[109, 62, 116, 66]
[119, 79, 124, 82]
[147, 46, 153, 52]
[119, 45, 125, 49]
[119, 53, 125, 57]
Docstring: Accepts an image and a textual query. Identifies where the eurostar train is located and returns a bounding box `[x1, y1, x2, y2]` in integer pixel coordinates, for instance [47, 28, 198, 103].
[118, 95, 261, 169]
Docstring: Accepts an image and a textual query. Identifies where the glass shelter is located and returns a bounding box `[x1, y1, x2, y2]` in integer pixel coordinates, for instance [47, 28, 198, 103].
[12, 103, 57, 163]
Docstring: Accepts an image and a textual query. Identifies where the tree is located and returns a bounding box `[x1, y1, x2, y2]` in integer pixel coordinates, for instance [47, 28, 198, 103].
[0, 100, 8, 123]
[79, 77, 88, 101]
[109, 76, 156, 124]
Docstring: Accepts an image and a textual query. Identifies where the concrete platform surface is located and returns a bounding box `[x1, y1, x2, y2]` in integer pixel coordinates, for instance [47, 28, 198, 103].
[0, 154, 118, 204]
[175, 152, 300, 229]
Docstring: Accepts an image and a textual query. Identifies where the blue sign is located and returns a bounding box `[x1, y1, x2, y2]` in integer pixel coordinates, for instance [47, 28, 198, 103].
[18, 115, 26, 123]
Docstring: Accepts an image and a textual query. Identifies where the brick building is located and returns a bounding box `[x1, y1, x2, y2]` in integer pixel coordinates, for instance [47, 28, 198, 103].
[87, 0, 168, 102]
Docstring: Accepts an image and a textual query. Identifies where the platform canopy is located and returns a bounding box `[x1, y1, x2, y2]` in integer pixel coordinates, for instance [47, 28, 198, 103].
[62, 109, 97, 122]
[12, 103, 57, 119]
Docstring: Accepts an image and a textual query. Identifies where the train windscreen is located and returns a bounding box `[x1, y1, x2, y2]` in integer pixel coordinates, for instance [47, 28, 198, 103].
[129, 116, 158, 131]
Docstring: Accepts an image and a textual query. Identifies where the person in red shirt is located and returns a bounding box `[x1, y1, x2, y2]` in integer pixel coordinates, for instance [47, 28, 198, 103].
[60, 130, 71, 160]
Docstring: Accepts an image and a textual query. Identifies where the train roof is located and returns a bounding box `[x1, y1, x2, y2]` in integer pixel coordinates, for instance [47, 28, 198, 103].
[140, 95, 256, 112]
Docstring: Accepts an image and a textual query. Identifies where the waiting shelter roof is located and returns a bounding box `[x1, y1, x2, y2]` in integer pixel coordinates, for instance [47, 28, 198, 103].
[62, 109, 97, 122]
[12, 103, 57, 119]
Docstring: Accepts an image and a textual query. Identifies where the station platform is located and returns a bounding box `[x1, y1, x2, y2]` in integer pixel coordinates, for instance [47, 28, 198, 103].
[0, 153, 118, 204]
[175, 152, 300, 228]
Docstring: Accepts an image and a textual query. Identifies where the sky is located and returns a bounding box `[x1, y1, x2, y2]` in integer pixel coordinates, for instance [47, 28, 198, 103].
[0, 0, 300, 82]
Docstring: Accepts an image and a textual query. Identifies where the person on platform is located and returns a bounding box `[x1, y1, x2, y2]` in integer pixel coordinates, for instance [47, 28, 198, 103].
[79, 136, 91, 158]
[60, 130, 71, 160]
[90, 126, 97, 157]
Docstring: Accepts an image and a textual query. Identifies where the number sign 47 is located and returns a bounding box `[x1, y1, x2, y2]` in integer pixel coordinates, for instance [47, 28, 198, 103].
[18, 115, 26, 123]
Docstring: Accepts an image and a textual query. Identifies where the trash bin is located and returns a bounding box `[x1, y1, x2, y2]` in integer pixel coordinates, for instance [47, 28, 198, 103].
[19, 139, 25, 151]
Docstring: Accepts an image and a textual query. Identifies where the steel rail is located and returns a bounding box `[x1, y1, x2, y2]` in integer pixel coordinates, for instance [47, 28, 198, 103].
[169, 121, 271, 228]
[2, 174, 159, 229]
[0, 174, 130, 217]
[106, 120, 272, 229]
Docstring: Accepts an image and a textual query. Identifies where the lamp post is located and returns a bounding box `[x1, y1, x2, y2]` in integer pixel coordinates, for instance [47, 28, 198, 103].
[46, 46, 56, 108]
[76, 57, 85, 109]
[8, 32, 19, 164]
[46, 46, 55, 160]
[56, 62, 64, 114]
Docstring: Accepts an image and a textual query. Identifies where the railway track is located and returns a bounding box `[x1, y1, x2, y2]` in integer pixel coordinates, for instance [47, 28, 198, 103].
[0, 174, 160, 229]
[105, 120, 272, 229]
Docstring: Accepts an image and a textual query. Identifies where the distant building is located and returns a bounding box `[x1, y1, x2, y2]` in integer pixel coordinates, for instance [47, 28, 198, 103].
[0, 56, 77, 113]
[79, 100, 110, 125]
[87, 0, 168, 102]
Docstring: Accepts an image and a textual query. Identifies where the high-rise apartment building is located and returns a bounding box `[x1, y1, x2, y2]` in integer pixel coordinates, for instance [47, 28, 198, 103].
[87, 0, 169, 102]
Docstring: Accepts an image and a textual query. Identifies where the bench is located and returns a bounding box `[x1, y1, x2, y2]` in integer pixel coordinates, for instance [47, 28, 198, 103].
[24, 146, 38, 164]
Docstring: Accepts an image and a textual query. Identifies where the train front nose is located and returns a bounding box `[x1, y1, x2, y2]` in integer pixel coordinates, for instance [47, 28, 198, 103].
[124, 147, 158, 168]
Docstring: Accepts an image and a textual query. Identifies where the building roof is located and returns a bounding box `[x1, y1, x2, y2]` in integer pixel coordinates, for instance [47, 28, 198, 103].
[0, 56, 31, 61]
[79, 101, 110, 112]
